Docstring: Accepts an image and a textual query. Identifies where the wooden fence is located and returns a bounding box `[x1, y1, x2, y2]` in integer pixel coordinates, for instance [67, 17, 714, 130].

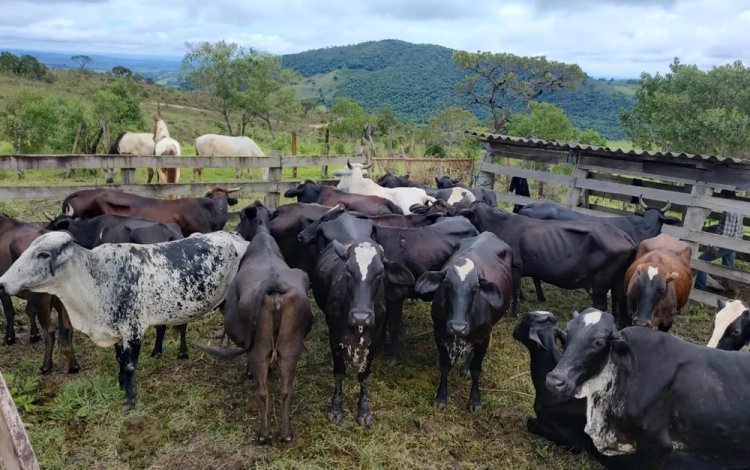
[473, 133, 750, 307]
[0, 373, 39, 470]
[0, 150, 366, 209]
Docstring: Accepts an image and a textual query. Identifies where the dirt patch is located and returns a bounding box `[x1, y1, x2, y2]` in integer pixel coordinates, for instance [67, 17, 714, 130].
[117, 415, 168, 466]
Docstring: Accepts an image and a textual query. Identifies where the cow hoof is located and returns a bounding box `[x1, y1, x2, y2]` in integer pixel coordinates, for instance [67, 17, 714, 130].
[67, 364, 81, 374]
[526, 417, 539, 434]
[434, 398, 447, 409]
[29, 333, 42, 344]
[4, 336, 15, 346]
[122, 400, 136, 413]
[257, 434, 272, 445]
[278, 433, 293, 443]
[39, 365, 52, 375]
[149, 351, 162, 359]
[459, 367, 471, 379]
[356, 412, 373, 427]
[327, 407, 345, 422]
[176, 351, 189, 360]
[466, 401, 481, 413]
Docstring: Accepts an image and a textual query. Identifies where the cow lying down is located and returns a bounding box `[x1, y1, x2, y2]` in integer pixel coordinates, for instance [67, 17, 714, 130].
[0, 231, 249, 411]
[546, 308, 750, 468]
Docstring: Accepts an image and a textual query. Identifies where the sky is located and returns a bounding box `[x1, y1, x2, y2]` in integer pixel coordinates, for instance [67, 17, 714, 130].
[0, 0, 748, 77]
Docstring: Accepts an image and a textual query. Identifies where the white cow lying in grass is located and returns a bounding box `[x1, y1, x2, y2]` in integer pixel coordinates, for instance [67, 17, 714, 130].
[0, 231, 249, 411]
[333, 161, 436, 214]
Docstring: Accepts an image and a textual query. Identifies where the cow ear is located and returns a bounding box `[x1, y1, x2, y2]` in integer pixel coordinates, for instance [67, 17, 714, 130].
[227, 197, 238, 206]
[434, 177, 440, 185]
[717, 298, 727, 310]
[284, 188, 301, 198]
[452, 178, 460, 185]
[478, 279, 503, 310]
[331, 240, 347, 260]
[666, 272, 679, 283]
[55, 219, 71, 231]
[528, 326, 545, 350]
[414, 271, 444, 294]
[241, 206, 257, 221]
[610, 333, 635, 373]
[385, 260, 415, 286]
[555, 327, 568, 350]
[572, 310, 580, 319]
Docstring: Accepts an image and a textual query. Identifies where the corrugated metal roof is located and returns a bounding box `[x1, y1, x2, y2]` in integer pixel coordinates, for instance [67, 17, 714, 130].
[470, 132, 749, 165]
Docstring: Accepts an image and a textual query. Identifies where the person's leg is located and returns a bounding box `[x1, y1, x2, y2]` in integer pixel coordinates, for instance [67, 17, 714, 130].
[720, 249, 736, 268]
[695, 248, 720, 289]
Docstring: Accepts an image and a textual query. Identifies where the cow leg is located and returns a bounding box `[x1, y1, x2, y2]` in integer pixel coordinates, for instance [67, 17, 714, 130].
[532, 278, 546, 302]
[356, 365, 373, 427]
[277, 311, 306, 442]
[2, 293, 16, 345]
[119, 338, 142, 412]
[175, 324, 189, 359]
[467, 340, 488, 412]
[27, 295, 55, 374]
[327, 339, 346, 422]
[591, 286, 608, 315]
[511, 269, 522, 318]
[386, 295, 405, 365]
[151, 325, 166, 358]
[434, 335, 451, 408]
[146, 168, 154, 184]
[26, 301, 41, 343]
[247, 346, 272, 444]
[54, 299, 79, 373]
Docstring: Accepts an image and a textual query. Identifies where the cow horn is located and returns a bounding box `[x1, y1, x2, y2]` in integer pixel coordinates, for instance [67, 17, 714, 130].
[362, 162, 373, 170]
[42, 211, 54, 222]
[661, 201, 671, 212]
[227, 187, 241, 193]
[638, 195, 649, 210]
[203, 190, 212, 197]
[347, 159, 353, 170]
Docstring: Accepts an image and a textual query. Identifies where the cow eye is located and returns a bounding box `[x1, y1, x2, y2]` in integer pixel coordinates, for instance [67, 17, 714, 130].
[37, 252, 51, 260]
[593, 338, 606, 348]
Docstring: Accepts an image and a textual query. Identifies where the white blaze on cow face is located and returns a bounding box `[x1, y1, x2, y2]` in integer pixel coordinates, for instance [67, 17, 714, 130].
[353, 242, 378, 280]
[647, 265, 659, 280]
[583, 310, 602, 327]
[453, 257, 475, 282]
[708, 300, 748, 348]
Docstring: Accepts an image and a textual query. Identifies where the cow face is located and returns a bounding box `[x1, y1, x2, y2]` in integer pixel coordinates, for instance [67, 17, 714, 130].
[0, 232, 75, 296]
[238, 202, 271, 241]
[44, 214, 75, 231]
[415, 257, 503, 337]
[283, 180, 322, 203]
[642, 208, 681, 226]
[435, 176, 460, 189]
[333, 240, 413, 328]
[204, 187, 240, 206]
[545, 308, 630, 399]
[512, 311, 566, 358]
[708, 299, 750, 350]
[376, 173, 399, 188]
[627, 264, 679, 329]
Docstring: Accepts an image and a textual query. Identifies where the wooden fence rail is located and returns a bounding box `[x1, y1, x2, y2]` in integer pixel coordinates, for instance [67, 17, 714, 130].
[475, 133, 750, 307]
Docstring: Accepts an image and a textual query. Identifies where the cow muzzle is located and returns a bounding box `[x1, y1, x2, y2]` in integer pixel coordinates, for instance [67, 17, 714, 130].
[349, 309, 374, 327]
[545, 371, 576, 398]
[447, 320, 470, 337]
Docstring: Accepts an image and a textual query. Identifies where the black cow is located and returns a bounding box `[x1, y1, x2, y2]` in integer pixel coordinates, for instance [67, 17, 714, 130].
[516, 311, 720, 470]
[46, 214, 188, 359]
[707, 299, 750, 351]
[303, 210, 413, 426]
[435, 176, 498, 207]
[200, 205, 313, 444]
[460, 202, 635, 321]
[377, 173, 429, 189]
[283, 180, 403, 216]
[414, 232, 512, 411]
[547, 308, 750, 468]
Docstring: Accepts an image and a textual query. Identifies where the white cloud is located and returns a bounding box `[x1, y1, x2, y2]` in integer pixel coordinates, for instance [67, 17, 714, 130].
[0, 0, 747, 77]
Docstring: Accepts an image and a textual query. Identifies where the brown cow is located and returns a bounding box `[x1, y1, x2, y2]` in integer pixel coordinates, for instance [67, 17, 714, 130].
[624, 233, 693, 331]
[283, 180, 403, 216]
[0, 214, 79, 373]
[61, 187, 240, 236]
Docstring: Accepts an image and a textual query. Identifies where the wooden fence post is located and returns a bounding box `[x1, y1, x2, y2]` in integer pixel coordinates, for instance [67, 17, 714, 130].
[264, 150, 283, 207]
[0, 372, 40, 470]
[566, 166, 590, 207]
[683, 183, 713, 258]
[291, 131, 298, 179]
[474, 146, 495, 190]
[321, 128, 330, 178]
[14, 123, 23, 180]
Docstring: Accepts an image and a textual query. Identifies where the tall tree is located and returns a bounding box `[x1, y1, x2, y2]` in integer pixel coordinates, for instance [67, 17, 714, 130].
[424, 106, 479, 155]
[71, 55, 92, 72]
[329, 98, 369, 149]
[453, 51, 583, 132]
[93, 80, 144, 138]
[507, 102, 577, 141]
[620, 58, 750, 156]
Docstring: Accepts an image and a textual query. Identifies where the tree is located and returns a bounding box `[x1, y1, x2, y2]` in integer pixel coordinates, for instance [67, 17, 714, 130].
[620, 58, 750, 156]
[507, 102, 577, 141]
[112, 65, 133, 78]
[71, 55, 92, 72]
[181, 41, 248, 135]
[577, 128, 607, 146]
[329, 98, 369, 148]
[374, 106, 398, 154]
[424, 107, 479, 155]
[453, 51, 583, 132]
[93, 80, 144, 138]
[0, 52, 50, 81]
[301, 98, 318, 117]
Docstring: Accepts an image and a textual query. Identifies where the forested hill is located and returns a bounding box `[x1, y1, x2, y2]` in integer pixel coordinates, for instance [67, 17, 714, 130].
[283, 39, 636, 138]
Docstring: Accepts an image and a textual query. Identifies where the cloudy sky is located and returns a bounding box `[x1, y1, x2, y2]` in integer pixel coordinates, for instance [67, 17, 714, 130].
[0, 0, 748, 77]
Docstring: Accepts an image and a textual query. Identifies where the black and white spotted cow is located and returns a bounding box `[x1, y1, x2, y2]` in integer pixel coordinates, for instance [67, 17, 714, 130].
[707, 299, 750, 351]
[0, 231, 248, 411]
[546, 307, 750, 468]
[414, 232, 512, 411]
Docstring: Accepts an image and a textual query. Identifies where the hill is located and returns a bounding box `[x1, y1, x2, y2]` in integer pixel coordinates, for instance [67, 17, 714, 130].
[283, 39, 636, 138]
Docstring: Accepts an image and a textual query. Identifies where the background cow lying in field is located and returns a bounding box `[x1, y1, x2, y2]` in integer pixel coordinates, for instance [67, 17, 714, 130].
[0, 231, 248, 411]
[434, 175, 497, 207]
[283, 180, 404, 215]
[546, 308, 750, 468]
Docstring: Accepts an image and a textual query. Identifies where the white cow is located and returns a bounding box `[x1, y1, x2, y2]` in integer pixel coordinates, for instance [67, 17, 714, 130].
[0, 231, 249, 411]
[194, 134, 267, 182]
[333, 161, 436, 214]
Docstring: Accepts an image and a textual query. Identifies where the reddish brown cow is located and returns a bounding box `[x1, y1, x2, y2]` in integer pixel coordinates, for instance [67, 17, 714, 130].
[283, 180, 403, 216]
[61, 187, 239, 236]
[624, 233, 693, 331]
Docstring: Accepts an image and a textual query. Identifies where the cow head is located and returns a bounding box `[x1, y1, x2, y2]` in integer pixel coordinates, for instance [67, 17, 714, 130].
[708, 299, 750, 350]
[435, 176, 460, 189]
[238, 201, 272, 241]
[376, 173, 399, 188]
[44, 214, 75, 231]
[283, 180, 322, 203]
[331, 240, 413, 328]
[513, 311, 566, 359]
[415, 257, 503, 337]
[636, 196, 680, 225]
[332, 161, 372, 190]
[545, 308, 632, 398]
[627, 263, 679, 329]
[204, 187, 240, 206]
[297, 204, 347, 246]
[0, 231, 76, 296]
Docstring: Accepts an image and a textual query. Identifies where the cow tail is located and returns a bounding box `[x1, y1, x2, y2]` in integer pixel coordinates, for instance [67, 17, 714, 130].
[252, 277, 287, 364]
[384, 199, 404, 215]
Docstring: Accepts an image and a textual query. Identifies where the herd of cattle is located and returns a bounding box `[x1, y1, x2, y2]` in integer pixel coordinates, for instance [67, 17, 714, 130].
[1, 161, 748, 468]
